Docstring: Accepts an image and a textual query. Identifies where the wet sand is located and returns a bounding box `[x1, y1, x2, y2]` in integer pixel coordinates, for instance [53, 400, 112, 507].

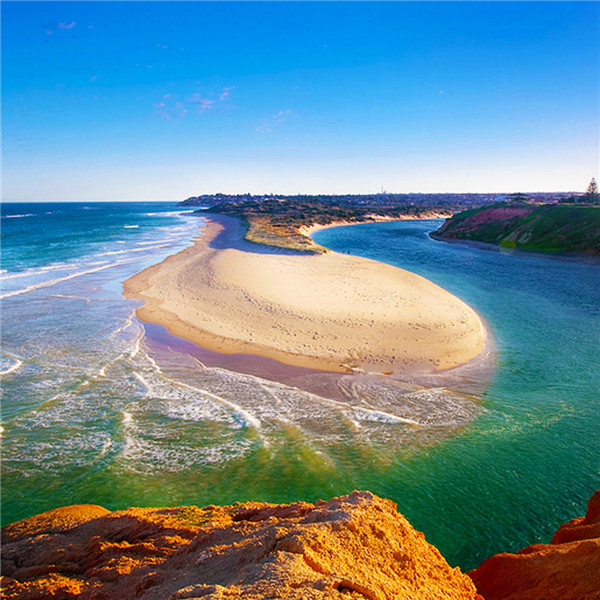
[123, 215, 486, 375]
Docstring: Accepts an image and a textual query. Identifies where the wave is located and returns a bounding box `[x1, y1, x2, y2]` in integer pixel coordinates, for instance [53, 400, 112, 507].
[49, 294, 91, 303]
[93, 244, 170, 258]
[123, 225, 139, 229]
[0, 264, 81, 281]
[135, 239, 172, 246]
[2, 213, 34, 219]
[159, 374, 262, 430]
[145, 211, 195, 217]
[0, 356, 23, 377]
[0, 257, 144, 300]
[107, 311, 136, 340]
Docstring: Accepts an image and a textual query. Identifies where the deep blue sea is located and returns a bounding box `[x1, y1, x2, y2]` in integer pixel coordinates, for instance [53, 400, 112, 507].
[1, 204, 599, 571]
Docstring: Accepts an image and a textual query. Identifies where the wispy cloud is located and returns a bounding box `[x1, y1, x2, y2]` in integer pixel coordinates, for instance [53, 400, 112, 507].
[43, 21, 76, 36]
[220, 86, 234, 102]
[154, 87, 233, 120]
[255, 109, 293, 133]
[186, 93, 216, 113]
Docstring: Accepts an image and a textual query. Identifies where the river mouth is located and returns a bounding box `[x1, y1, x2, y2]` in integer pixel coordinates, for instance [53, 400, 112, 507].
[3, 206, 598, 573]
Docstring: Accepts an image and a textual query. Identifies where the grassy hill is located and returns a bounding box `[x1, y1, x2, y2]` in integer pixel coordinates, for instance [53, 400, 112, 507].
[431, 204, 600, 256]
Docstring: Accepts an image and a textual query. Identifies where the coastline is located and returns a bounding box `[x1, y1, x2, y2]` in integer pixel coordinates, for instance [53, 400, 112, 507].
[430, 230, 600, 264]
[297, 211, 451, 239]
[123, 214, 486, 376]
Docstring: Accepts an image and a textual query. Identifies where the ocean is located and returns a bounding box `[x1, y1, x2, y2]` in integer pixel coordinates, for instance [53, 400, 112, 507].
[1, 203, 599, 570]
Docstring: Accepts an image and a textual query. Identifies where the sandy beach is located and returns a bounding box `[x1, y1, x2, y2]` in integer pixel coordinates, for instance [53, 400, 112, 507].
[123, 215, 485, 374]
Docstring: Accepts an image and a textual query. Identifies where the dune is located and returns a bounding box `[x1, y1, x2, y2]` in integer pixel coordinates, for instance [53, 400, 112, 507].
[123, 215, 485, 375]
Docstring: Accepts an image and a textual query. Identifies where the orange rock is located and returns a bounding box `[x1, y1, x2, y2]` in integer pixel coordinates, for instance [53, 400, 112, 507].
[1, 491, 479, 600]
[551, 491, 600, 545]
[469, 490, 600, 600]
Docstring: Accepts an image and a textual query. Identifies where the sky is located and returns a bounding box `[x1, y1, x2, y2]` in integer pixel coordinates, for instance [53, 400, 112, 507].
[2, 1, 599, 201]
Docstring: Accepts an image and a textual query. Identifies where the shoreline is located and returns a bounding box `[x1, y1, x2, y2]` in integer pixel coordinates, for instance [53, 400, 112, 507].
[297, 211, 451, 240]
[430, 231, 600, 264]
[123, 214, 487, 376]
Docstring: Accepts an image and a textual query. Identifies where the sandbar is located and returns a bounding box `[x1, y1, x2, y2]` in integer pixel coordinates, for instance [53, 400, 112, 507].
[123, 216, 485, 374]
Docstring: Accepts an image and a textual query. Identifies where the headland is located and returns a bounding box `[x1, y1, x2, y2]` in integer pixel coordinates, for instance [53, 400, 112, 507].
[431, 203, 600, 256]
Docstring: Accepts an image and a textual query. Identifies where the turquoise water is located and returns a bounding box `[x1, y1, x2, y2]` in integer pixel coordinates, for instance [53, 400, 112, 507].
[314, 221, 600, 567]
[1, 206, 598, 571]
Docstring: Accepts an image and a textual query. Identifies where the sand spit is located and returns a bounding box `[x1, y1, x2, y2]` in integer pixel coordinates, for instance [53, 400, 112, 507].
[123, 216, 485, 375]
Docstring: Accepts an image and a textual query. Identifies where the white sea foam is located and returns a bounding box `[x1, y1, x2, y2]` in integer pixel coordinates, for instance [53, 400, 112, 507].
[132, 371, 150, 391]
[352, 406, 424, 426]
[99, 439, 113, 457]
[135, 239, 172, 246]
[93, 244, 170, 257]
[0, 258, 142, 299]
[2, 213, 34, 219]
[145, 211, 195, 217]
[96, 353, 126, 378]
[0, 264, 80, 281]
[166, 377, 262, 430]
[130, 338, 142, 359]
[0, 357, 23, 377]
[107, 312, 136, 340]
[123, 225, 139, 229]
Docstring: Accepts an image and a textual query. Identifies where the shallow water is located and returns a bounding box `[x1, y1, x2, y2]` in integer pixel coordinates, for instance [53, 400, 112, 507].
[1, 206, 598, 570]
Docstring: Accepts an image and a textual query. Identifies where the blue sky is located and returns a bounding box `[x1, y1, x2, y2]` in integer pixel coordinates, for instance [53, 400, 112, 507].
[2, 1, 598, 201]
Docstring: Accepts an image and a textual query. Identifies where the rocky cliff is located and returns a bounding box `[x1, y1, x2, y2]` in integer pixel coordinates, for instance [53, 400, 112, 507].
[469, 491, 600, 600]
[2, 490, 599, 600]
[1, 491, 480, 600]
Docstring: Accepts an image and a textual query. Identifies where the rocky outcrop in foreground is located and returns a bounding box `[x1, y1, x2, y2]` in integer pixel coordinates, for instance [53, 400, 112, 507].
[469, 491, 600, 600]
[3, 490, 599, 600]
[1, 491, 480, 600]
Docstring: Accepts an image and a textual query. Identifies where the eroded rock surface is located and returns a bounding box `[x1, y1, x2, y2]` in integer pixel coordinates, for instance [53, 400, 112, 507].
[469, 491, 600, 600]
[1, 491, 480, 600]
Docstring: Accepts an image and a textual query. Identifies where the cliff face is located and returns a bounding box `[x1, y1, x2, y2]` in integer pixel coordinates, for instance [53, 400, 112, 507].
[432, 204, 600, 255]
[469, 491, 600, 600]
[4, 491, 599, 600]
[1, 491, 480, 600]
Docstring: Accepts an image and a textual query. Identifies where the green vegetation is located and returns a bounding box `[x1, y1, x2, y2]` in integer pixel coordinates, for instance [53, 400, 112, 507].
[193, 197, 453, 252]
[432, 203, 600, 256]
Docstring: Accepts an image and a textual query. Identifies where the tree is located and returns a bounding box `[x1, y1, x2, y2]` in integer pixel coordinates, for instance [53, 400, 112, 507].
[584, 177, 599, 204]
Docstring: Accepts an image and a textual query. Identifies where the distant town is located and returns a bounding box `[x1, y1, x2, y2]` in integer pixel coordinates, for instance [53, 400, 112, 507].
[177, 181, 597, 253]
[180, 190, 583, 212]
